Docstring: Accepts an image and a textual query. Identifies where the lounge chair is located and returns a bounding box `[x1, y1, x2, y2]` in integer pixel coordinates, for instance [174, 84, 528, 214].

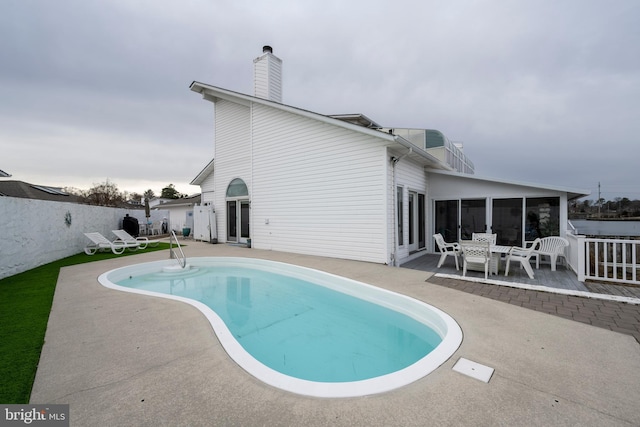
[460, 241, 491, 280]
[533, 236, 569, 271]
[112, 229, 159, 250]
[433, 233, 460, 270]
[505, 238, 541, 279]
[83, 232, 139, 255]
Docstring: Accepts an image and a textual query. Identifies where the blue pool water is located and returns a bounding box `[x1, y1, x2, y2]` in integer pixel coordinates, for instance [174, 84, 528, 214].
[100, 257, 462, 397]
[117, 265, 442, 383]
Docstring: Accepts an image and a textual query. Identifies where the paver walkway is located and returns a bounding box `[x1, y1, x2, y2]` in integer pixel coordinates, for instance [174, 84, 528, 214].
[427, 275, 640, 344]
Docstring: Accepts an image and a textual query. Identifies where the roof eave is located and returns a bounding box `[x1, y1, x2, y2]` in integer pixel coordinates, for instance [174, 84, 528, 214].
[426, 169, 591, 200]
[155, 202, 195, 208]
[190, 158, 215, 186]
[190, 82, 399, 140]
[393, 136, 454, 170]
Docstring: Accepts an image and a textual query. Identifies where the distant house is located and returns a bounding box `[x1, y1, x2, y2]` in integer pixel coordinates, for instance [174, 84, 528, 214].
[0, 180, 82, 204]
[153, 194, 201, 233]
[148, 197, 174, 208]
[190, 46, 589, 266]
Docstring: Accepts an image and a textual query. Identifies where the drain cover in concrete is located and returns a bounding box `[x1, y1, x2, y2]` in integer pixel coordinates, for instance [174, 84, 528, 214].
[452, 358, 494, 383]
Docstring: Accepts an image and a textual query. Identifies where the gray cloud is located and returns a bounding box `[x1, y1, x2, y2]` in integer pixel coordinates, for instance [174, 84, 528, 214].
[1, 0, 638, 200]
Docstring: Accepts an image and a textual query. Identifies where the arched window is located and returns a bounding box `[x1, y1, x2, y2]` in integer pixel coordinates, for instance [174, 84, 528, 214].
[226, 178, 248, 198]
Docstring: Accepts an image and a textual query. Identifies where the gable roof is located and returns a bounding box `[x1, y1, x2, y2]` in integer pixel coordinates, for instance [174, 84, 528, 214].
[189, 82, 450, 172]
[190, 158, 215, 186]
[0, 180, 82, 203]
[153, 194, 201, 208]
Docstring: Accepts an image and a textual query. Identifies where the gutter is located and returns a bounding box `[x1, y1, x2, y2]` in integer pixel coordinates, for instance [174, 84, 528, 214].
[392, 135, 454, 171]
[153, 203, 195, 209]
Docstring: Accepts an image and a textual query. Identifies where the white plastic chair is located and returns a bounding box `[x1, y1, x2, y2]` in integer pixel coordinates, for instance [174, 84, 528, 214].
[460, 241, 491, 279]
[472, 233, 497, 244]
[433, 233, 460, 270]
[505, 238, 541, 279]
[533, 236, 569, 271]
[472, 233, 499, 274]
[151, 221, 163, 235]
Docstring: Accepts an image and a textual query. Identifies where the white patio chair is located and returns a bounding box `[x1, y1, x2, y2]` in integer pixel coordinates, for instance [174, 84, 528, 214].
[472, 232, 497, 244]
[433, 233, 460, 270]
[505, 238, 541, 279]
[112, 229, 159, 250]
[83, 232, 139, 255]
[533, 236, 569, 271]
[460, 241, 491, 279]
[472, 233, 499, 274]
[151, 221, 163, 235]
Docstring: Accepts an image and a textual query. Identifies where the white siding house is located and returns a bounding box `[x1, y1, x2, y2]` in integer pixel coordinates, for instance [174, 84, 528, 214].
[152, 194, 201, 233]
[190, 47, 589, 266]
[251, 104, 390, 262]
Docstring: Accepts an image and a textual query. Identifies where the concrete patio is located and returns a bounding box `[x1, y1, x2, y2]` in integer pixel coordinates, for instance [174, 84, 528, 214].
[31, 242, 640, 426]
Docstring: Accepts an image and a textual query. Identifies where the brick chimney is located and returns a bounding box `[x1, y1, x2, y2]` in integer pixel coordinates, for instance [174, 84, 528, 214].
[253, 45, 282, 103]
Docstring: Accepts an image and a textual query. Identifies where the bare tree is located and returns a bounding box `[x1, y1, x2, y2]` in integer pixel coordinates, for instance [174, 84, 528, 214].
[84, 179, 125, 207]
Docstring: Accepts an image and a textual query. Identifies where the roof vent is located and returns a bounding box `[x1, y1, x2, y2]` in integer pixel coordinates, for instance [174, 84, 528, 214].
[263, 45, 273, 54]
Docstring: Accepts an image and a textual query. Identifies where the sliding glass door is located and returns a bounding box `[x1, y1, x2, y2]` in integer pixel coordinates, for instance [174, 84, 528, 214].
[435, 199, 487, 243]
[460, 199, 486, 240]
[491, 198, 522, 246]
[435, 200, 459, 243]
[435, 196, 560, 248]
[525, 197, 560, 240]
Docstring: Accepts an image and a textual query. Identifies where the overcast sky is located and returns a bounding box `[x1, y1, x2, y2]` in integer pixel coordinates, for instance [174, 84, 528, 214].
[1, 0, 638, 201]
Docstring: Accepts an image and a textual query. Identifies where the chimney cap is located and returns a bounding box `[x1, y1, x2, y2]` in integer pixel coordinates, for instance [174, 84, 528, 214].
[263, 45, 273, 54]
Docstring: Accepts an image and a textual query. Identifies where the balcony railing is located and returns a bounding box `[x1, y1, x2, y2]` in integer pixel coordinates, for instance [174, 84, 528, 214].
[566, 232, 640, 285]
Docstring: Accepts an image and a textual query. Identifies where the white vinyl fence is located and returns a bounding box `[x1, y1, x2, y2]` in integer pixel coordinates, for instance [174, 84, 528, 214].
[0, 196, 167, 280]
[566, 232, 640, 285]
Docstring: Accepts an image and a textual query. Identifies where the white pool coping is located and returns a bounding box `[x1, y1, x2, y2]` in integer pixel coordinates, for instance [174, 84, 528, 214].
[98, 257, 463, 398]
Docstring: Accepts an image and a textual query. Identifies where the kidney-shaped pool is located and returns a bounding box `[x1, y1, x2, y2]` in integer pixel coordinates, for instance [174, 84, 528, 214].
[99, 257, 462, 398]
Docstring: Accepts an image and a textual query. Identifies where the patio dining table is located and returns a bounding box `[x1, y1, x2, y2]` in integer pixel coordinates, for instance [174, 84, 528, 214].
[489, 245, 513, 275]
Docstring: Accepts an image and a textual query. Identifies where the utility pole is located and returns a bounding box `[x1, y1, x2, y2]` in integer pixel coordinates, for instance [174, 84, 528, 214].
[598, 182, 601, 218]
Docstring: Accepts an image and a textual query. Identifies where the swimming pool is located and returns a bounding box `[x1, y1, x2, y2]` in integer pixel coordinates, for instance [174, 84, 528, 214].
[99, 257, 462, 397]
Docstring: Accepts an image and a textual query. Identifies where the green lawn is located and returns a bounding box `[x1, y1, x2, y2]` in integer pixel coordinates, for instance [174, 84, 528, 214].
[0, 243, 170, 404]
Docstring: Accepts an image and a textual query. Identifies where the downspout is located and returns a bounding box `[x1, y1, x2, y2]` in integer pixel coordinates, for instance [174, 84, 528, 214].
[390, 144, 412, 267]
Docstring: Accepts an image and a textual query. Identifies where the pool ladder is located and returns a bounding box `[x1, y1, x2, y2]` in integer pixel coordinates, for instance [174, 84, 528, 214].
[169, 230, 187, 268]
